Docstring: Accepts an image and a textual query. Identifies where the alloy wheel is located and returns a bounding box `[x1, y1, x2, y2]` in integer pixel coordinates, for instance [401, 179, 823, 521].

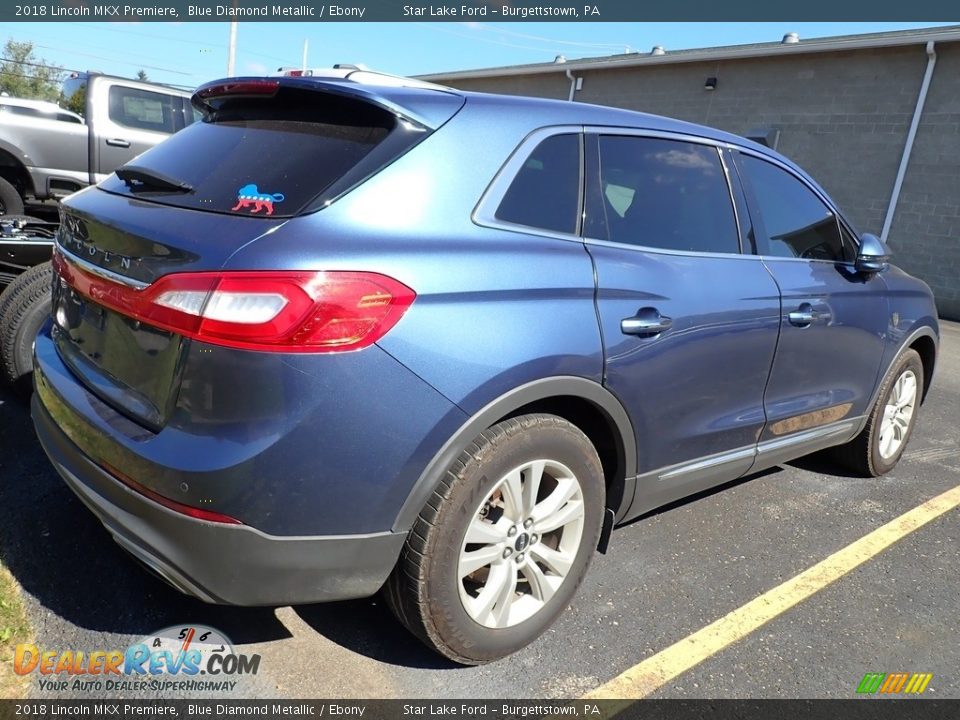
[878, 369, 917, 460]
[458, 459, 585, 628]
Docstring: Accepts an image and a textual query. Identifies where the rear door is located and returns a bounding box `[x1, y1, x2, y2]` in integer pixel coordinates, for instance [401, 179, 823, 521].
[732, 150, 888, 456]
[583, 130, 782, 516]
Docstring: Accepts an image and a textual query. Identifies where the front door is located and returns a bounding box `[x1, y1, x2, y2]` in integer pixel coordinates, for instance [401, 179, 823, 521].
[733, 151, 888, 462]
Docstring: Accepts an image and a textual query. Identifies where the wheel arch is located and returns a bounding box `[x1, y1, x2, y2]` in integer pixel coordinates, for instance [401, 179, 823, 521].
[909, 332, 937, 403]
[392, 376, 637, 533]
[0, 148, 34, 198]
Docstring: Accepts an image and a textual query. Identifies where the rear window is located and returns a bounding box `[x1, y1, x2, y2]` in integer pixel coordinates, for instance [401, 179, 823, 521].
[98, 87, 411, 218]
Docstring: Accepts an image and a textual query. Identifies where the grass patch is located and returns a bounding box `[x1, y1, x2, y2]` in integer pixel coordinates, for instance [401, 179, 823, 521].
[0, 564, 31, 698]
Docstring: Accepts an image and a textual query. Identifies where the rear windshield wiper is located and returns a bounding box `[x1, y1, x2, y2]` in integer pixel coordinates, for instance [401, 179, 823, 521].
[115, 165, 194, 194]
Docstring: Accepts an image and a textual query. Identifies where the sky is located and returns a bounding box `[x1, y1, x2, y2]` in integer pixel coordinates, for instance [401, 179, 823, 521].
[4, 22, 956, 90]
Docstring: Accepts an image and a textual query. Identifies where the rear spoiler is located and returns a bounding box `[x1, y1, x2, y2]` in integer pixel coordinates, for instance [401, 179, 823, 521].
[192, 76, 465, 131]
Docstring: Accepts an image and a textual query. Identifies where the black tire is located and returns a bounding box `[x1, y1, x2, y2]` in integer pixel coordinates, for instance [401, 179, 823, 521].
[0, 176, 25, 216]
[831, 348, 924, 477]
[0, 261, 54, 384]
[385, 414, 605, 664]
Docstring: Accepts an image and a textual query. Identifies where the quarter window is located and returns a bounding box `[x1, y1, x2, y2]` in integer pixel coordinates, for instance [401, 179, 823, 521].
[738, 154, 853, 262]
[495, 134, 581, 235]
[587, 136, 740, 254]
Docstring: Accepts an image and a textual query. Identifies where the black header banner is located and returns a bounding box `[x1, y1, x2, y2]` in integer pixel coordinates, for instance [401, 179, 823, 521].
[4, 0, 960, 22]
[1, 700, 959, 720]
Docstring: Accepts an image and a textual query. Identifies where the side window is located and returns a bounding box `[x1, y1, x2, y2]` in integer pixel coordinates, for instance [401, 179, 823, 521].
[738, 155, 853, 262]
[588, 136, 740, 254]
[108, 86, 177, 134]
[495, 133, 581, 235]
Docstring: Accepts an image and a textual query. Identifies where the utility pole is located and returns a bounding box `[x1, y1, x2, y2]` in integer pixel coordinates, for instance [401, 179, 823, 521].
[302, 38, 308, 72]
[227, 1, 238, 76]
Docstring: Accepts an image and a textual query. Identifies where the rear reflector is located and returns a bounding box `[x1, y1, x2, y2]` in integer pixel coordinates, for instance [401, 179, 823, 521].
[53, 249, 415, 353]
[101, 461, 243, 525]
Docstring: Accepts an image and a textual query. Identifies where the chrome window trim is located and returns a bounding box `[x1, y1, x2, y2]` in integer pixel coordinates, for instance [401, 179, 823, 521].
[472, 124, 585, 243]
[582, 237, 755, 261]
[717, 147, 747, 255]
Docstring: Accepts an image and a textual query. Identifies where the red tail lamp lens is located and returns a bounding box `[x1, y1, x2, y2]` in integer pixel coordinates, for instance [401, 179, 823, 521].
[52, 250, 415, 353]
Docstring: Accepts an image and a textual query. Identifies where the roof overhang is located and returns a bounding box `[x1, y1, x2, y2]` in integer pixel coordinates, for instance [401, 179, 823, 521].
[418, 26, 960, 83]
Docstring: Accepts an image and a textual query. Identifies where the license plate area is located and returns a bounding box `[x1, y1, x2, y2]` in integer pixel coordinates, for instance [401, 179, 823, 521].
[52, 277, 183, 429]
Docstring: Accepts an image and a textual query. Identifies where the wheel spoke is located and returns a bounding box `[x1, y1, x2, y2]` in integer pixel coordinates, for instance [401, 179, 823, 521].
[500, 469, 525, 521]
[898, 375, 917, 408]
[459, 545, 503, 577]
[529, 543, 574, 576]
[878, 425, 896, 458]
[522, 460, 545, 517]
[531, 476, 579, 524]
[521, 559, 559, 603]
[535, 499, 584, 534]
[465, 517, 507, 545]
[470, 562, 517, 628]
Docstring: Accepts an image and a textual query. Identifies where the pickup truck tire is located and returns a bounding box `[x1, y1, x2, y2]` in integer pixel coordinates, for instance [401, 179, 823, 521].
[0, 261, 53, 384]
[0, 176, 25, 216]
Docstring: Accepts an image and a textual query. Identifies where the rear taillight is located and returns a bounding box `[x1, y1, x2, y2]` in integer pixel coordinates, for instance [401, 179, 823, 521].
[52, 250, 415, 353]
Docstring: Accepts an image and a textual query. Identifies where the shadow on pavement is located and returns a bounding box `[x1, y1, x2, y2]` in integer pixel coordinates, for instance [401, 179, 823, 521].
[294, 598, 460, 671]
[787, 449, 864, 478]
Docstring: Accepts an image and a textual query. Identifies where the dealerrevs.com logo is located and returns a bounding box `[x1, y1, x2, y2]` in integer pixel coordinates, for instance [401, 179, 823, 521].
[13, 625, 261, 694]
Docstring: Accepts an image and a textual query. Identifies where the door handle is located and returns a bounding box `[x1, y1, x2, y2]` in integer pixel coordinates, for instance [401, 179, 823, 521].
[621, 308, 672, 337]
[788, 303, 832, 327]
[105, 138, 131, 148]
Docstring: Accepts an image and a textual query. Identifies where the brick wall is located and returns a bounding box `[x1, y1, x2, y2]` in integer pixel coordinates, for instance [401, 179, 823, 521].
[445, 43, 960, 319]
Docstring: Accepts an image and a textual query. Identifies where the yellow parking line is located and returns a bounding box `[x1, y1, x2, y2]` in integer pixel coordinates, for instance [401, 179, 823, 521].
[584, 483, 960, 706]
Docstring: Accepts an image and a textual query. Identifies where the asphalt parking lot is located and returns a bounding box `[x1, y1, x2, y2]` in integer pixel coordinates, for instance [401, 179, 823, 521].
[1, 321, 958, 700]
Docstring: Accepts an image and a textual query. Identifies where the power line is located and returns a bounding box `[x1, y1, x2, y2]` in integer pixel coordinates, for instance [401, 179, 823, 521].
[31, 43, 196, 77]
[0, 69, 63, 83]
[0, 56, 66, 73]
[11, 29, 207, 75]
[82, 22, 293, 65]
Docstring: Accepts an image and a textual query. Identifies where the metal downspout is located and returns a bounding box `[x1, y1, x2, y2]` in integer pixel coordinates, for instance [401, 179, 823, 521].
[565, 69, 579, 102]
[881, 41, 937, 243]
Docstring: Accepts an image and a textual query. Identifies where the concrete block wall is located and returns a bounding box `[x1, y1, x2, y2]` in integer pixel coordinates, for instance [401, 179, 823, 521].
[446, 42, 959, 319]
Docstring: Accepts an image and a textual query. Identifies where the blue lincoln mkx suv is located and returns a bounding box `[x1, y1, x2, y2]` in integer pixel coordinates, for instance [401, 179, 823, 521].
[32, 71, 938, 664]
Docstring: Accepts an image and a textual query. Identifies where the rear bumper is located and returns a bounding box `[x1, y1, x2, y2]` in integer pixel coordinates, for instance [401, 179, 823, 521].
[32, 391, 406, 606]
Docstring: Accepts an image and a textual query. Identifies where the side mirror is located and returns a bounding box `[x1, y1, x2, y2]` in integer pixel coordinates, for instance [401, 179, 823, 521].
[855, 233, 890, 274]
